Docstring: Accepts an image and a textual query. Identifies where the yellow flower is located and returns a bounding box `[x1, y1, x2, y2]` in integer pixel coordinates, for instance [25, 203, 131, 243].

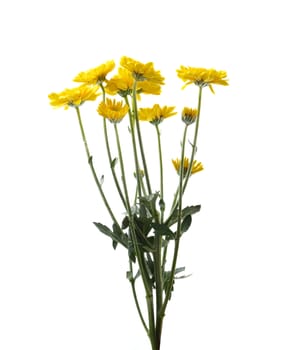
[97, 98, 129, 123]
[48, 85, 100, 109]
[120, 56, 165, 84]
[176, 66, 228, 93]
[106, 68, 162, 97]
[139, 104, 177, 125]
[172, 157, 203, 176]
[182, 107, 198, 125]
[73, 60, 115, 85]
[105, 68, 134, 96]
[137, 81, 162, 96]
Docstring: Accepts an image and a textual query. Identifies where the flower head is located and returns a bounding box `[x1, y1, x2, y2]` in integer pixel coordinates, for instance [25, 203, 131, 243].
[97, 98, 129, 123]
[106, 68, 162, 98]
[120, 56, 165, 84]
[177, 66, 228, 93]
[181, 107, 198, 125]
[172, 157, 203, 176]
[48, 85, 100, 109]
[73, 60, 115, 85]
[139, 104, 177, 125]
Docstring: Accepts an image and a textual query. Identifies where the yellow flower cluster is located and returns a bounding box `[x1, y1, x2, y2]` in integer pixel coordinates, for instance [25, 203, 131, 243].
[49, 56, 228, 173]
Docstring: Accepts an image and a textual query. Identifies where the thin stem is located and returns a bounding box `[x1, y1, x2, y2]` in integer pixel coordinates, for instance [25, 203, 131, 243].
[114, 122, 156, 348]
[75, 107, 119, 227]
[114, 123, 131, 209]
[129, 260, 149, 335]
[162, 123, 188, 275]
[154, 124, 164, 348]
[166, 86, 203, 224]
[124, 95, 142, 199]
[182, 86, 203, 192]
[156, 124, 164, 223]
[160, 124, 188, 318]
[132, 80, 152, 195]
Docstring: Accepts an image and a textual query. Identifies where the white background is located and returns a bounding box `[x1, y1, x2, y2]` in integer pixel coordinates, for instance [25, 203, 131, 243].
[1, 0, 296, 349]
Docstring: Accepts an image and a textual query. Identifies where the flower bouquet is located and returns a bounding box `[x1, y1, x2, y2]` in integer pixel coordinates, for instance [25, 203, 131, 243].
[48, 56, 228, 350]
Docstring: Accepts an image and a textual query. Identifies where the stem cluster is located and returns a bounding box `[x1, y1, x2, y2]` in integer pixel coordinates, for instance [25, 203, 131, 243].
[75, 81, 203, 350]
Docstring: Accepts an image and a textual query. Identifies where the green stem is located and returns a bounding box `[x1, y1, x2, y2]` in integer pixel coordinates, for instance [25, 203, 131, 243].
[114, 122, 156, 348]
[166, 86, 203, 224]
[132, 80, 152, 195]
[75, 107, 119, 227]
[124, 95, 142, 199]
[154, 124, 164, 349]
[114, 123, 131, 211]
[129, 260, 149, 335]
[156, 124, 164, 223]
[160, 124, 188, 319]
[182, 86, 203, 192]
[162, 123, 188, 277]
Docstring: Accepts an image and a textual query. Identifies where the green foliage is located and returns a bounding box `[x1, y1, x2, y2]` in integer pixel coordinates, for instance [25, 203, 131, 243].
[181, 215, 192, 234]
[93, 222, 128, 249]
[167, 204, 201, 227]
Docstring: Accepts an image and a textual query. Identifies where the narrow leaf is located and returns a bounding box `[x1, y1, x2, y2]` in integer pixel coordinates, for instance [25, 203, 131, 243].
[168, 205, 201, 227]
[121, 216, 129, 230]
[152, 223, 175, 239]
[93, 222, 113, 237]
[126, 271, 133, 282]
[112, 240, 118, 250]
[111, 157, 118, 168]
[181, 215, 192, 233]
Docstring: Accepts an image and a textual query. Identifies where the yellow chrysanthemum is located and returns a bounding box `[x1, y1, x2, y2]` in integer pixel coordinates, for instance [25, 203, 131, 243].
[106, 68, 162, 98]
[176, 66, 228, 93]
[48, 85, 100, 109]
[105, 68, 134, 96]
[139, 104, 177, 125]
[73, 60, 115, 85]
[137, 81, 162, 96]
[182, 107, 198, 125]
[97, 98, 129, 123]
[120, 56, 165, 84]
[172, 157, 203, 176]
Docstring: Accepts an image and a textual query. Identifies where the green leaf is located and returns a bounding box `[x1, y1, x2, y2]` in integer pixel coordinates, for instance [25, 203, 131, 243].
[174, 267, 185, 275]
[126, 271, 133, 282]
[145, 253, 155, 283]
[93, 222, 128, 249]
[134, 215, 153, 237]
[181, 215, 192, 234]
[111, 157, 118, 168]
[128, 237, 136, 263]
[139, 192, 160, 219]
[188, 140, 198, 154]
[121, 216, 129, 230]
[163, 267, 188, 299]
[167, 205, 201, 227]
[93, 222, 113, 237]
[159, 199, 165, 212]
[152, 223, 175, 239]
